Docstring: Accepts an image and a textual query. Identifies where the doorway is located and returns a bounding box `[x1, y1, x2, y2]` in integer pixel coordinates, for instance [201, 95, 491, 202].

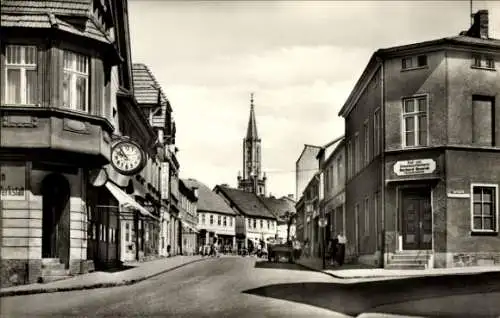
[401, 188, 432, 250]
[42, 173, 71, 267]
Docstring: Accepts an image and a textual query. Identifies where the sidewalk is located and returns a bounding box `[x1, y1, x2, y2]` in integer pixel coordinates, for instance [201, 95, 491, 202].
[295, 256, 500, 279]
[1, 255, 205, 297]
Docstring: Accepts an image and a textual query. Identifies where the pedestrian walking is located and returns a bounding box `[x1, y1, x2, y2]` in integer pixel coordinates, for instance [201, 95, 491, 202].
[329, 236, 338, 266]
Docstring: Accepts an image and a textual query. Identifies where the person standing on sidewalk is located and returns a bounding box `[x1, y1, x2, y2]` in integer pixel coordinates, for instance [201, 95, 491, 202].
[329, 236, 338, 266]
[336, 232, 347, 266]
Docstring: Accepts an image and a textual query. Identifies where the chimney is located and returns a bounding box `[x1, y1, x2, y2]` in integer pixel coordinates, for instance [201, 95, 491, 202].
[466, 10, 489, 39]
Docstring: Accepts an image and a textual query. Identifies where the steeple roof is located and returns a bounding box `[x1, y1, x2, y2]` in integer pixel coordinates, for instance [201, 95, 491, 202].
[246, 93, 258, 140]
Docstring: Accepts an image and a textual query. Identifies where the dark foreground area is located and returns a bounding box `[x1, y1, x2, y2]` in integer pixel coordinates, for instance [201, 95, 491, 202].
[1, 257, 499, 318]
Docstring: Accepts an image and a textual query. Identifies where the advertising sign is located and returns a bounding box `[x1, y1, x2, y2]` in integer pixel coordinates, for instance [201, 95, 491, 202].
[1, 165, 26, 200]
[393, 158, 436, 176]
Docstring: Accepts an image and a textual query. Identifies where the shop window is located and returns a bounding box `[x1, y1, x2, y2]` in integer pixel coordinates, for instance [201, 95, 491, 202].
[63, 50, 89, 112]
[402, 96, 428, 147]
[4, 45, 38, 105]
[471, 185, 498, 232]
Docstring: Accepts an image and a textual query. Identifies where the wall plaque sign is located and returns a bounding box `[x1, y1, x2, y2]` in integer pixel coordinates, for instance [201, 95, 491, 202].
[394, 158, 436, 176]
[0, 165, 26, 200]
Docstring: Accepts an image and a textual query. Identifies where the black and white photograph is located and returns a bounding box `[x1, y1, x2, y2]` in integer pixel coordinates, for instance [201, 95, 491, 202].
[0, 0, 499, 317]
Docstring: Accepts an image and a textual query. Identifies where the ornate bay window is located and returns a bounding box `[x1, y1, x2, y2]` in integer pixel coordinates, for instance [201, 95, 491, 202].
[4, 45, 38, 105]
[63, 50, 89, 112]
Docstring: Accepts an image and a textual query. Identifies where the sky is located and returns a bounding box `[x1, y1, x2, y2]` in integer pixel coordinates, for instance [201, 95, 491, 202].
[128, 0, 499, 199]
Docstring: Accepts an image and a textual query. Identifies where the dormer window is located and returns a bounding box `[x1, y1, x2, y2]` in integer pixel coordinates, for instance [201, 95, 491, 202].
[472, 54, 496, 70]
[402, 55, 428, 71]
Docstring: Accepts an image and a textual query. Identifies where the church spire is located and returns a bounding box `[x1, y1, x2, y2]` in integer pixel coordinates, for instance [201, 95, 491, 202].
[246, 92, 258, 140]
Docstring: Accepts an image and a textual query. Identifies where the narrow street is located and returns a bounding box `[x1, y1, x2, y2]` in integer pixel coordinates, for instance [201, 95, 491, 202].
[2, 257, 500, 318]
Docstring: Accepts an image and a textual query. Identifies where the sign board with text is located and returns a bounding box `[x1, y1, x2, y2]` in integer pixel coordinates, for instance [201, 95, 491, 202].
[1, 165, 27, 200]
[394, 159, 436, 176]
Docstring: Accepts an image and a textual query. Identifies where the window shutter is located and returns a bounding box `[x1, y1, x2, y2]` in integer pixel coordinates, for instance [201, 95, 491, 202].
[91, 57, 104, 116]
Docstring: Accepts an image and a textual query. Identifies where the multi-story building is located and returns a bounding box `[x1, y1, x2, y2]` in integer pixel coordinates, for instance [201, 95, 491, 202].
[237, 93, 267, 196]
[215, 185, 277, 252]
[296, 145, 321, 201]
[299, 173, 321, 257]
[178, 179, 198, 255]
[184, 179, 236, 252]
[0, 0, 159, 286]
[339, 10, 500, 269]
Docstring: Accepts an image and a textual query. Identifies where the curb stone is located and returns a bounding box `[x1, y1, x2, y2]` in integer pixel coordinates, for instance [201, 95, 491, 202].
[294, 261, 500, 280]
[0, 257, 206, 297]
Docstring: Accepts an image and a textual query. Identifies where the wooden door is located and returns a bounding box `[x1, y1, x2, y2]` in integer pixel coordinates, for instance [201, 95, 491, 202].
[402, 189, 432, 250]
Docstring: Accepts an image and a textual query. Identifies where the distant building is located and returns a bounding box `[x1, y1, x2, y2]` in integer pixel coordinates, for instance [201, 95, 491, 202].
[214, 185, 277, 251]
[339, 10, 500, 269]
[237, 93, 267, 196]
[184, 179, 237, 251]
[261, 195, 296, 242]
[178, 180, 198, 255]
[296, 145, 321, 201]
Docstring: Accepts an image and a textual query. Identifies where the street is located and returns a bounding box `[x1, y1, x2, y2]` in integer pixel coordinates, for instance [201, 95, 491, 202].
[2, 256, 500, 318]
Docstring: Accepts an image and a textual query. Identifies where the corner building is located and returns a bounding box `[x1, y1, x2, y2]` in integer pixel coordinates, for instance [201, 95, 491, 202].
[0, 0, 138, 286]
[339, 11, 500, 268]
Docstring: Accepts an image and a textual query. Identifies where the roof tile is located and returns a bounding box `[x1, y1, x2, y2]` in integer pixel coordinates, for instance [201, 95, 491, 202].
[216, 186, 276, 219]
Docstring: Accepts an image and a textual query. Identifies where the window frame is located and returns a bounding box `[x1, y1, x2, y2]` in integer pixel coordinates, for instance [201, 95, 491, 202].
[4, 44, 38, 106]
[363, 119, 370, 165]
[63, 50, 90, 113]
[354, 132, 360, 173]
[471, 54, 496, 71]
[472, 95, 495, 147]
[373, 108, 381, 156]
[364, 197, 370, 236]
[401, 55, 428, 71]
[401, 94, 429, 148]
[470, 183, 499, 233]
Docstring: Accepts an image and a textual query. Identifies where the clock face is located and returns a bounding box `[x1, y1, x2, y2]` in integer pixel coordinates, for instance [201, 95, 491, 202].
[111, 141, 144, 175]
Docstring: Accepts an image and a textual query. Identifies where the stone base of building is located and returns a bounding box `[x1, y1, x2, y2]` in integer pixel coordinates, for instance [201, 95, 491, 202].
[0, 259, 42, 288]
[357, 251, 382, 267]
[435, 252, 500, 268]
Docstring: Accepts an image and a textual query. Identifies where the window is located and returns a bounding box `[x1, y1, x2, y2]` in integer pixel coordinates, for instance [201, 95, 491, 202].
[471, 185, 498, 232]
[201, 213, 206, 225]
[364, 120, 370, 165]
[472, 96, 494, 146]
[374, 108, 381, 156]
[217, 215, 221, 226]
[229, 217, 233, 227]
[472, 54, 496, 70]
[364, 197, 370, 236]
[4, 45, 37, 105]
[210, 214, 214, 225]
[248, 218, 251, 228]
[63, 50, 89, 112]
[402, 55, 427, 70]
[402, 96, 427, 147]
[267, 220, 270, 229]
[336, 156, 342, 187]
[260, 219, 263, 229]
[223, 216, 227, 227]
[253, 219, 257, 228]
[354, 133, 360, 173]
[347, 140, 352, 179]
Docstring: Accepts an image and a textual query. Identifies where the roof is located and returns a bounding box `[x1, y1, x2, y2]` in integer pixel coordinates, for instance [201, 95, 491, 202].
[260, 196, 296, 220]
[296, 144, 321, 166]
[182, 179, 236, 216]
[1, 0, 92, 16]
[245, 93, 258, 140]
[1, 0, 113, 44]
[215, 186, 276, 219]
[338, 35, 500, 118]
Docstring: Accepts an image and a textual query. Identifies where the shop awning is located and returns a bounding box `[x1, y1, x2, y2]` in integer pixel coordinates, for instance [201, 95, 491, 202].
[181, 220, 198, 233]
[105, 181, 158, 220]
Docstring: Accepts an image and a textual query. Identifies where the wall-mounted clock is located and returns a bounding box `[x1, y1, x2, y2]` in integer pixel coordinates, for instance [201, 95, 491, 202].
[110, 139, 146, 176]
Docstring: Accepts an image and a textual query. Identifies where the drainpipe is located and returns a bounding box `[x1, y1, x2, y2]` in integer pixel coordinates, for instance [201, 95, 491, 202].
[379, 57, 387, 268]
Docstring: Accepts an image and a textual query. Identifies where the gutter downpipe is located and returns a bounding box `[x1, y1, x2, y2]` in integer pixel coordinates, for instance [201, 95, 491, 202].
[379, 56, 387, 268]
